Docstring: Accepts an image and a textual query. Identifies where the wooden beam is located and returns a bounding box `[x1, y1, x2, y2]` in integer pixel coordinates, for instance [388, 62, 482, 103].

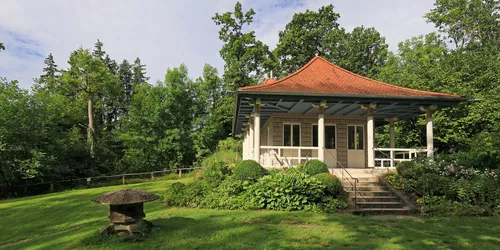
[289, 99, 304, 113]
[303, 105, 316, 115]
[329, 103, 351, 114]
[342, 106, 360, 116]
[341, 103, 361, 115]
[324, 101, 343, 114]
[266, 102, 290, 112]
[374, 103, 399, 114]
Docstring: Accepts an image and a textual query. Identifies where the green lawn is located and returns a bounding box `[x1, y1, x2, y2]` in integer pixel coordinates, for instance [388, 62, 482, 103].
[1, 178, 500, 250]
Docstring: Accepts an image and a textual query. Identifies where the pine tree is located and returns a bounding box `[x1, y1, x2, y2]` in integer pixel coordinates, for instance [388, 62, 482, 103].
[132, 57, 149, 86]
[118, 59, 134, 113]
[35, 53, 61, 91]
[93, 40, 105, 60]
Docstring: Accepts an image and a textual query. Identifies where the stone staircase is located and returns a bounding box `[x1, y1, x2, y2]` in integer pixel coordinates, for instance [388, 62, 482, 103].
[333, 169, 414, 215]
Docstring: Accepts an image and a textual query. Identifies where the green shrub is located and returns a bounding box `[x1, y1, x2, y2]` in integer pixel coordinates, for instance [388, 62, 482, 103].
[164, 182, 187, 206]
[247, 172, 325, 211]
[313, 173, 342, 197]
[302, 160, 328, 176]
[417, 196, 489, 216]
[217, 137, 242, 154]
[396, 157, 439, 179]
[384, 172, 404, 190]
[233, 160, 267, 182]
[199, 178, 248, 209]
[184, 181, 204, 207]
[319, 197, 349, 213]
[201, 161, 231, 190]
[201, 151, 242, 169]
[414, 173, 450, 196]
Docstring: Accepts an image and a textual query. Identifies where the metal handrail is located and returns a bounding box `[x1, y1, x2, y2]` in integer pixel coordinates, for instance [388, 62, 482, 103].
[324, 148, 361, 209]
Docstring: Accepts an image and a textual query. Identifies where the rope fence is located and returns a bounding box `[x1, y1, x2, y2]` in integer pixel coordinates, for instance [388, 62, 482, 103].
[0, 167, 202, 198]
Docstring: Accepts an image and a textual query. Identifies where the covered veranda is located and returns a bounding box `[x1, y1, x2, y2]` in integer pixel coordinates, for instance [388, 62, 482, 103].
[232, 56, 464, 169]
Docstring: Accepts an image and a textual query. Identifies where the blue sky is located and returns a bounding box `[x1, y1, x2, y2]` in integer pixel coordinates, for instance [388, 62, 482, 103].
[0, 0, 437, 89]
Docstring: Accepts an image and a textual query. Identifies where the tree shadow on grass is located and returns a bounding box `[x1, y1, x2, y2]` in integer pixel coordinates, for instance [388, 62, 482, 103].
[6, 209, 500, 250]
[320, 214, 500, 249]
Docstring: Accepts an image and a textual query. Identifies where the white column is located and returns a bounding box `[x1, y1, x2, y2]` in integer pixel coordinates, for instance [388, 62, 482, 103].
[426, 110, 434, 158]
[318, 105, 325, 162]
[249, 121, 254, 160]
[389, 120, 395, 149]
[242, 129, 247, 160]
[243, 128, 249, 160]
[367, 107, 375, 168]
[254, 100, 261, 163]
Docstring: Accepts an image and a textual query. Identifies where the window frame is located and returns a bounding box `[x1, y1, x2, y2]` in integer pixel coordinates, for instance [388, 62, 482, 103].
[312, 123, 337, 149]
[347, 125, 365, 150]
[283, 123, 301, 147]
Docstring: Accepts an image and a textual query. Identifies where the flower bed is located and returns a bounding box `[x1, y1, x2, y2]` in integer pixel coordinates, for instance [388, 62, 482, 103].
[385, 157, 500, 216]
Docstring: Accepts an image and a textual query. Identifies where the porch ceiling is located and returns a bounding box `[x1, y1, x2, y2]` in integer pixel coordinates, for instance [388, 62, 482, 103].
[233, 92, 465, 134]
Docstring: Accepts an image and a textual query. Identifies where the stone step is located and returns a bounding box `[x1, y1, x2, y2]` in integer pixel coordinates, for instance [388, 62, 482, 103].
[356, 178, 381, 182]
[350, 175, 379, 179]
[347, 190, 393, 196]
[356, 201, 404, 209]
[352, 196, 400, 202]
[355, 186, 389, 192]
[343, 181, 384, 187]
[352, 207, 412, 215]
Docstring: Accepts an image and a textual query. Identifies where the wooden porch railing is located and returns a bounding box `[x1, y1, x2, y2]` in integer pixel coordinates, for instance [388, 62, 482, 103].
[259, 146, 319, 168]
[374, 148, 427, 168]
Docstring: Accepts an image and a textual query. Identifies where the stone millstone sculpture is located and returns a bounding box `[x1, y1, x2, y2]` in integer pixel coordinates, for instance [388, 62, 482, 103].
[92, 189, 159, 236]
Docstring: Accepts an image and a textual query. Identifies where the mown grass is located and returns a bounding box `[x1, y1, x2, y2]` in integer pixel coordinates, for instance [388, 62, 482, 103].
[1, 177, 500, 250]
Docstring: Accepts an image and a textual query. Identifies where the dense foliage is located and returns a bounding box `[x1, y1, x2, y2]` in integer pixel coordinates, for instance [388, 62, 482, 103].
[376, 0, 500, 170]
[0, 41, 228, 197]
[386, 158, 500, 216]
[2, 0, 500, 198]
[302, 160, 329, 176]
[313, 173, 343, 197]
[164, 160, 347, 212]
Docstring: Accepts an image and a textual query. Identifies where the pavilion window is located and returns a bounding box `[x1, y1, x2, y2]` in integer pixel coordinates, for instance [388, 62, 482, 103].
[313, 125, 336, 149]
[348, 125, 364, 150]
[284, 124, 300, 146]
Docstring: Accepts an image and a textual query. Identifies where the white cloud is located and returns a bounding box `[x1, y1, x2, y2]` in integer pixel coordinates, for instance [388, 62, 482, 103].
[0, 0, 437, 89]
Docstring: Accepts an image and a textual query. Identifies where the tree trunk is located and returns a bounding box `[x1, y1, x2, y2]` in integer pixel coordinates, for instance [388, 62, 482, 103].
[88, 92, 95, 158]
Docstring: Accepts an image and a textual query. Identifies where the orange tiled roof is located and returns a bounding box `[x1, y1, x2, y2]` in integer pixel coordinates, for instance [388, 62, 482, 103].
[239, 56, 460, 98]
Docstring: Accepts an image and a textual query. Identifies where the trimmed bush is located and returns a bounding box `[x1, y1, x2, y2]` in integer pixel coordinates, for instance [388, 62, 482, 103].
[233, 160, 267, 181]
[314, 173, 343, 197]
[302, 160, 328, 176]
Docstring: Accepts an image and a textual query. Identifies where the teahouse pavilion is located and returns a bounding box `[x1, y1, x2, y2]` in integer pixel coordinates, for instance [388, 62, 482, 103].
[232, 56, 464, 169]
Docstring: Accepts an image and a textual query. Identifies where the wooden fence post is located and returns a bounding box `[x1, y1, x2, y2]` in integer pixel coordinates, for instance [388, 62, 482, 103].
[50, 183, 54, 193]
[151, 172, 155, 181]
[122, 175, 125, 185]
[178, 169, 182, 178]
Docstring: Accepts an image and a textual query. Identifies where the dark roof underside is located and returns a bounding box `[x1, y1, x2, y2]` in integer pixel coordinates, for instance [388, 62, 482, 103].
[232, 92, 464, 134]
